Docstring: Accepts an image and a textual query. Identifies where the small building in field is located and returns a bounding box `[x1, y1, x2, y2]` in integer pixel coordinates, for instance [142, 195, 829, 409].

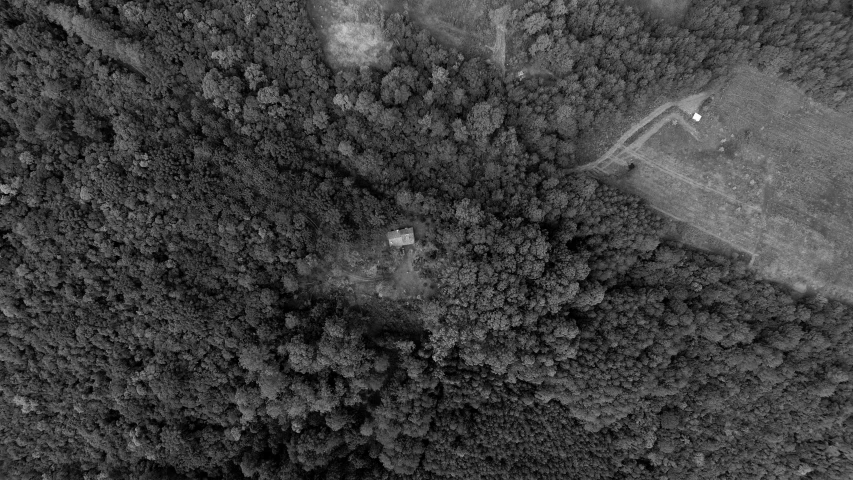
[692, 113, 702, 122]
[387, 227, 414, 247]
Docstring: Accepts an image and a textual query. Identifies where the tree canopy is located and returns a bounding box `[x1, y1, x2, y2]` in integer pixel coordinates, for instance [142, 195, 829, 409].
[1, 0, 851, 478]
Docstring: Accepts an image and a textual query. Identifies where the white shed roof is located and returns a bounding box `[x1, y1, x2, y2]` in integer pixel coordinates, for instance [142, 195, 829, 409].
[387, 227, 414, 247]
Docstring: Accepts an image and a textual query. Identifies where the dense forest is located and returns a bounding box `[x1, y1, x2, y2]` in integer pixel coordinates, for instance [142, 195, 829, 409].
[1, 0, 852, 478]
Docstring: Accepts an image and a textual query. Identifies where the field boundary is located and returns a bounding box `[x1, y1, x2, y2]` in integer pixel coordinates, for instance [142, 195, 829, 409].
[579, 68, 853, 302]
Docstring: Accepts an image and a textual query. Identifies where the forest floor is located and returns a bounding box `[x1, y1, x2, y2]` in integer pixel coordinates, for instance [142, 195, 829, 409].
[584, 66, 853, 302]
[316, 219, 437, 304]
[383, 246, 436, 299]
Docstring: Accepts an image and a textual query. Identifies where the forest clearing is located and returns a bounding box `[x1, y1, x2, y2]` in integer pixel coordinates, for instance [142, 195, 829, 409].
[307, 0, 521, 72]
[312, 223, 436, 303]
[305, 0, 393, 69]
[586, 66, 853, 302]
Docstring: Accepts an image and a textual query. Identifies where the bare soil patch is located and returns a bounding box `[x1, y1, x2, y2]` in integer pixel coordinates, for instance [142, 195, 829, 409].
[307, 0, 518, 71]
[306, 0, 394, 69]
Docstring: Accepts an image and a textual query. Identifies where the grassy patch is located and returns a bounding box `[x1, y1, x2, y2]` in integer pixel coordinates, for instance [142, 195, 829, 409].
[601, 66, 853, 302]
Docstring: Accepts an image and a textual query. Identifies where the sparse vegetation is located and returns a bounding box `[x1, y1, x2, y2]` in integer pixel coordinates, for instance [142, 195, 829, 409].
[593, 66, 853, 303]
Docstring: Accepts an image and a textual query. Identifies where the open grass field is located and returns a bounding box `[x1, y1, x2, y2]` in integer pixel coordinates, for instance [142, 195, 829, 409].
[588, 66, 853, 301]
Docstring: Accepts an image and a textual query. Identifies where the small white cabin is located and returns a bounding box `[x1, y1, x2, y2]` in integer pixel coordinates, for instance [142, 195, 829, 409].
[692, 113, 702, 122]
[387, 227, 414, 247]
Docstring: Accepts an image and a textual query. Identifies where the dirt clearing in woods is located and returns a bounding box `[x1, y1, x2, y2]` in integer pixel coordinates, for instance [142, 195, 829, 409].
[307, 0, 517, 72]
[306, 0, 394, 69]
[376, 245, 436, 299]
[298, 220, 437, 305]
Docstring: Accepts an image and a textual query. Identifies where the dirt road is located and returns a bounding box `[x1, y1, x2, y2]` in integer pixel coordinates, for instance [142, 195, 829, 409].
[574, 92, 710, 173]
